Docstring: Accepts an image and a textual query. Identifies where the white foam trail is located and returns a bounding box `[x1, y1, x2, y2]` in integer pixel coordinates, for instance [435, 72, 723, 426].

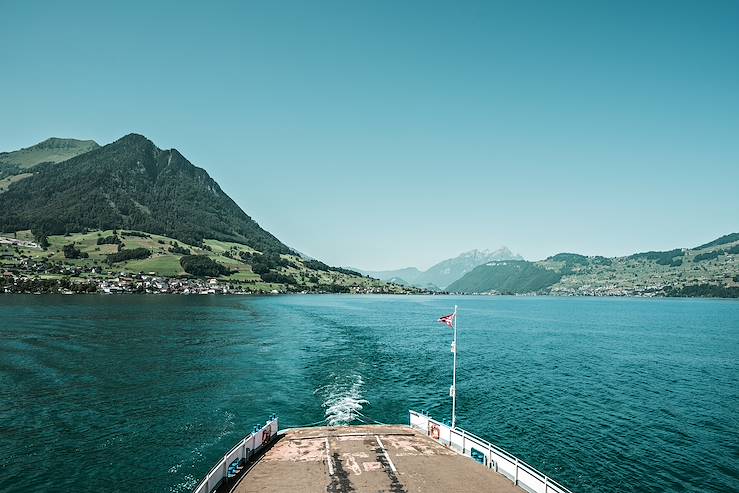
[168, 474, 196, 493]
[317, 373, 369, 426]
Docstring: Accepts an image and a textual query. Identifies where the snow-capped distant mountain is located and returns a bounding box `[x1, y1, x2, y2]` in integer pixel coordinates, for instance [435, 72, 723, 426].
[355, 247, 523, 289]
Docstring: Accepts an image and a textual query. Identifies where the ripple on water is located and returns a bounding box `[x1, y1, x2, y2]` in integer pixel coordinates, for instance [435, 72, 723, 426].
[1, 295, 737, 493]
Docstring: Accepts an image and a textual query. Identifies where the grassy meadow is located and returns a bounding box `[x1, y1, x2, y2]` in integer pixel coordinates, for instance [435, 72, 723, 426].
[0, 229, 407, 294]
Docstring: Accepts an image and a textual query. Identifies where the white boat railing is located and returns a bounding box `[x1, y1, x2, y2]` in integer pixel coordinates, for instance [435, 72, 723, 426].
[192, 416, 279, 493]
[409, 410, 573, 493]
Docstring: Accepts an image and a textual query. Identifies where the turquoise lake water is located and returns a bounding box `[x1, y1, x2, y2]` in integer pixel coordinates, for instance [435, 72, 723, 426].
[0, 295, 737, 492]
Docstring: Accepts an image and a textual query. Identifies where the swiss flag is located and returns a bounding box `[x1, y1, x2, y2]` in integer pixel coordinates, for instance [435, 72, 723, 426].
[437, 313, 455, 328]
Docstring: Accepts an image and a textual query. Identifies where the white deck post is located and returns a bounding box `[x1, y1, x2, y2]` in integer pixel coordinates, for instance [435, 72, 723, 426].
[451, 305, 458, 429]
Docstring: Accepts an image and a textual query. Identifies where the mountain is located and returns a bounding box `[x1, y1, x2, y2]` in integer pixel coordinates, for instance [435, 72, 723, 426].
[447, 260, 561, 294]
[0, 134, 427, 295]
[358, 247, 523, 289]
[358, 267, 423, 285]
[0, 138, 99, 178]
[418, 247, 523, 288]
[0, 133, 288, 253]
[695, 233, 739, 250]
[447, 235, 739, 298]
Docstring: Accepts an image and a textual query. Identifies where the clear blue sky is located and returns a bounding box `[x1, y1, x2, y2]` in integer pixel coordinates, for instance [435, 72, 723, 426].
[1, 0, 737, 270]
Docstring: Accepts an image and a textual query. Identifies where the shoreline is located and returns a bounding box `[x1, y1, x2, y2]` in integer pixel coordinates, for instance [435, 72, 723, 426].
[1, 291, 737, 300]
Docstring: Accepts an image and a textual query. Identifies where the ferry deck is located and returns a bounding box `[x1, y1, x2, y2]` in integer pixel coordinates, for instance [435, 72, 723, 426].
[231, 425, 522, 493]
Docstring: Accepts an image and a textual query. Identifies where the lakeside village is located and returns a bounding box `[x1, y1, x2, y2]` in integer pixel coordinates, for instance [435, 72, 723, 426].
[2, 252, 729, 298]
[0, 237, 416, 295]
[6, 237, 734, 298]
[1, 260, 700, 297]
[2, 264, 731, 298]
[0, 257, 414, 295]
[3, 268, 254, 295]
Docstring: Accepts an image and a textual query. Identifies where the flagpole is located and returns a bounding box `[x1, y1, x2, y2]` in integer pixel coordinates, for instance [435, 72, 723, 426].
[452, 304, 457, 429]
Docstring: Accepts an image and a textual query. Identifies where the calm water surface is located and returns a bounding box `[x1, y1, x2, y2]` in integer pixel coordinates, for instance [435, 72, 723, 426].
[0, 295, 737, 492]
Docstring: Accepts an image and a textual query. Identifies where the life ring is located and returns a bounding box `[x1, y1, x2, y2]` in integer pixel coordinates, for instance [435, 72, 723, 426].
[429, 423, 440, 440]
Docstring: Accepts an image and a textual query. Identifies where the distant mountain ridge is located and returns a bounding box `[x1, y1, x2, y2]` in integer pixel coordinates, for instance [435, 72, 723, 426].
[0, 138, 99, 178]
[358, 267, 424, 285]
[357, 247, 523, 289]
[0, 133, 289, 253]
[447, 236, 739, 298]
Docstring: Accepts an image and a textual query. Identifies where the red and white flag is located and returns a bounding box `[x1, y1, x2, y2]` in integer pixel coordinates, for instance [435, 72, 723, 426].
[438, 312, 455, 328]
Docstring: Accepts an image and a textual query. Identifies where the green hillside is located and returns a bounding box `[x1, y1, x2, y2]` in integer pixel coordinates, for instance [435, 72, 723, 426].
[446, 260, 561, 294]
[0, 133, 420, 295]
[0, 229, 414, 294]
[447, 235, 739, 298]
[0, 134, 288, 253]
[0, 138, 98, 178]
[696, 233, 739, 250]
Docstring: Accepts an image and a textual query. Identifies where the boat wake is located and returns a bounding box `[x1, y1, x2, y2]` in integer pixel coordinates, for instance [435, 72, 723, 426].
[316, 373, 369, 426]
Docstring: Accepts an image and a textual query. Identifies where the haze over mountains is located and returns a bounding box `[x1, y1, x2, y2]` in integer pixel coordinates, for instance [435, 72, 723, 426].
[356, 247, 523, 289]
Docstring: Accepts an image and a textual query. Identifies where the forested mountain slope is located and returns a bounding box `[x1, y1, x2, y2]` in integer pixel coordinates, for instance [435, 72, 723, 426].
[0, 133, 288, 253]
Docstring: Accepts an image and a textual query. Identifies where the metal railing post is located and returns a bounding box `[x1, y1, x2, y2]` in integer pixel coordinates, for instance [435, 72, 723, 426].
[514, 457, 519, 485]
[544, 475, 549, 493]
